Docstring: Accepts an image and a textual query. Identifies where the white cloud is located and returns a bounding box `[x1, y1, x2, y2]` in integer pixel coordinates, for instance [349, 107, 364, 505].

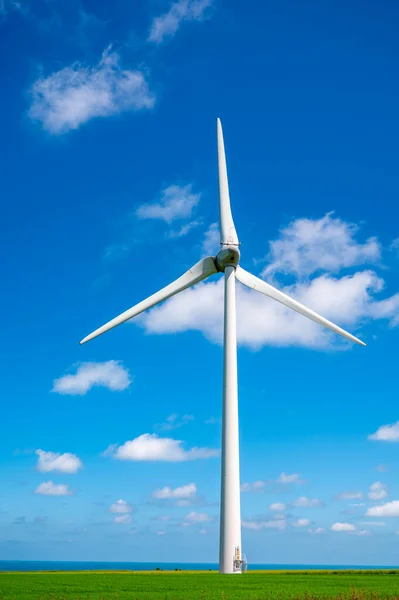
[202, 223, 220, 256]
[368, 421, 399, 442]
[336, 491, 363, 500]
[155, 413, 194, 431]
[52, 361, 131, 395]
[156, 530, 166, 535]
[353, 529, 371, 536]
[293, 518, 311, 527]
[242, 519, 286, 531]
[262, 213, 381, 280]
[148, 0, 212, 44]
[200, 528, 207, 534]
[359, 521, 386, 527]
[107, 433, 218, 462]
[137, 215, 399, 350]
[293, 497, 322, 508]
[136, 184, 200, 223]
[168, 220, 202, 238]
[113, 514, 132, 524]
[109, 499, 133, 514]
[35, 450, 82, 474]
[366, 500, 399, 517]
[278, 472, 304, 484]
[28, 47, 154, 134]
[240, 480, 266, 493]
[270, 503, 287, 511]
[331, 522, 356, 532]
[376, 464, 388, 472]
[153, 483, 196, 500]
[34, 481, 72, 496]
[368, 482, 388, 501]
[308, 527, 326, 534]
[184, 511, 211, 524]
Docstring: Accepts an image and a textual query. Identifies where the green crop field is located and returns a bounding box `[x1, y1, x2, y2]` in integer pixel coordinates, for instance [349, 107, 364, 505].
[0, 570, 399, 600]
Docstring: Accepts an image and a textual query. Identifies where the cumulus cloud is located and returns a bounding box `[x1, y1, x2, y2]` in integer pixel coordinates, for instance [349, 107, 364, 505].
[262, 213, 381, 280]
[28, 47, 154, 134]
[293, 497, 323, 508]
[113, 514, 132, 524]
[368, 482, 388, 501]
[136, 215, 399, 350]
[136, 184, 200, 223]
[331, 522, 356, 532]
[336, 491, 364, 500]
[109, 499, 133, 514]
[148, 0, 212, 44]
[34, 481, 72, 496]
[368, 421, 399, 442]
[52, 361, 131, 395]
[106, 433, 219, 462]
[35, 450, 83, 474]
[152, 483, 196, 500]
[366, 501, 399, 517]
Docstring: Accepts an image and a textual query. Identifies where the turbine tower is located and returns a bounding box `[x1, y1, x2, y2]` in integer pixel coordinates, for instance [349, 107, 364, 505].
[80, 119, 366, 574]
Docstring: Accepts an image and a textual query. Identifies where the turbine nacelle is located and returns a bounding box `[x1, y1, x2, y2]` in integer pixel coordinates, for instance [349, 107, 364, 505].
[216, 245, 241, 272]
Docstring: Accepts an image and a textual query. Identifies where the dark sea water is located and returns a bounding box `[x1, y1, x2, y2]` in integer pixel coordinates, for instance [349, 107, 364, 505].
[0, 561, 398, 572]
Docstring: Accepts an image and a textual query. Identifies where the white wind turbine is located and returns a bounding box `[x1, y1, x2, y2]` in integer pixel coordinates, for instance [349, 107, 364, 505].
[80, 119, 366, 574]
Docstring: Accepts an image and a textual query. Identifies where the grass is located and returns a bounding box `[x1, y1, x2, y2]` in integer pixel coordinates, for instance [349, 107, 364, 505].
[0, 570, 398, 600]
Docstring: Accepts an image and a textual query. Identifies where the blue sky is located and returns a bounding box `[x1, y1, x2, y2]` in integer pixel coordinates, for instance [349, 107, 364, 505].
[1, 0, 399, 566]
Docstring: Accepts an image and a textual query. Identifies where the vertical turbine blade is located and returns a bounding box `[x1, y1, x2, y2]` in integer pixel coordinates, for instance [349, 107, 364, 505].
[217, 118, 239, 246]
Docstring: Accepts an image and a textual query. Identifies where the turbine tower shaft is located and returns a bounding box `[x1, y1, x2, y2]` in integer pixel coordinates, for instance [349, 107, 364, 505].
[219, 265, 242, 574]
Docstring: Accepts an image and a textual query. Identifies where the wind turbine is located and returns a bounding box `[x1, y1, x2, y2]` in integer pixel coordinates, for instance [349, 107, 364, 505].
[80, 119, 366, 574]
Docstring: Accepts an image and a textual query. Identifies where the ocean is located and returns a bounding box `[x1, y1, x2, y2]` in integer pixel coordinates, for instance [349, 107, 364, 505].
[0, 561, 398, 572]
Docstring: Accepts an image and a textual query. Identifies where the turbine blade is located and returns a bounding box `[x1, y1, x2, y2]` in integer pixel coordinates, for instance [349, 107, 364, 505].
[80, 257, 218, 345]
[235, 267, 366, 346]
[217, 118, 239, 246]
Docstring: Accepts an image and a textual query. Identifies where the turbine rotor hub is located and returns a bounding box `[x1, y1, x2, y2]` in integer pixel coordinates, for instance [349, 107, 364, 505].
[216, 245, 240, 271]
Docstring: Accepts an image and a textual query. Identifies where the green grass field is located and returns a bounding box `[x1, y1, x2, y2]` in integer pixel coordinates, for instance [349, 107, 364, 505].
[0, 570, 399, 600]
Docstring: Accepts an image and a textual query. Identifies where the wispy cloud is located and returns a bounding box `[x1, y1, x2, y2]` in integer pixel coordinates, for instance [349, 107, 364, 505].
[105, 433, 219, 462]
[35, 450, 83, 474]
[136, 184, 200, 224]
[113, 514, 132, 524]
[148, 0, 212, 44]
[331, 522, 356, 532]
[28, 46, 155, 134]
[277, 472, 304, 484]
[336, 491, 364, 500]
[52, 361, 131, 395]
[202, 223, 219, 256]
[293, 497, 323, 508]
[155, 413, 194, 431]
[242, 518, 286, 531]
[369, 421, 399, 442]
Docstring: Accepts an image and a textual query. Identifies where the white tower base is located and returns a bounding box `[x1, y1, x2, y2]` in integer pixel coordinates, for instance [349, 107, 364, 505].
[219, 265, 242, 574]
